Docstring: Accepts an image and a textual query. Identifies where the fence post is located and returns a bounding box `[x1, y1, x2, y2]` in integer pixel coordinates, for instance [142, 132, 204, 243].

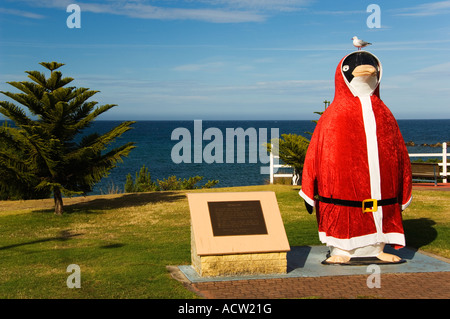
[443, 142, 448, 183]
[270, 143, 274, 184]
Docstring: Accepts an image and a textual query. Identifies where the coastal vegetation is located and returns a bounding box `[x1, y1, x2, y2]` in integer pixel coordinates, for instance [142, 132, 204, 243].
[0, 62, 135, 214]
[124, 164, 219, 192]
[0, 184, 448, 298]
[406, 141, 449, 147]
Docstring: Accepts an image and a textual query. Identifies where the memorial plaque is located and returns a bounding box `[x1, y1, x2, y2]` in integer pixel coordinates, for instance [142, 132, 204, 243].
[208, 200, 268, 236]
[187, 191, 290, 256]
[187, 192, 290, 276]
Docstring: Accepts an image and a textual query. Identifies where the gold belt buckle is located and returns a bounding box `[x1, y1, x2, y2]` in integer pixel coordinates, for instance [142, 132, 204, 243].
[362, 199, 378, 213]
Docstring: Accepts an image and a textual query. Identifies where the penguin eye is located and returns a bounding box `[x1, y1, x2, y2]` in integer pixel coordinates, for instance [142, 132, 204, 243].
[343, 65, 349, 72]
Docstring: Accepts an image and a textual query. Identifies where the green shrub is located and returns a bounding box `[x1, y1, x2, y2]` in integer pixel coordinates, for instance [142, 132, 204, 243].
[125, 165, 218, 192]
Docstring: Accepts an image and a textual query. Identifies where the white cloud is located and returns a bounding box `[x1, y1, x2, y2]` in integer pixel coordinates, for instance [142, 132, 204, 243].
[7, 0, 314, 23]
[198, 79, 332, 96]
[199, 0, 311, 12]
[310, 9, 365, 15]
[10, 0, 300, 23]
[0, 7, 45, 19]
[383, 61, 450, 107]
[411, 61, 450, 76]
[173, 61, 226, 72]
[101, 2, 265, 23]
[394, 0, 450, 16]
[367, 39, 450, 51]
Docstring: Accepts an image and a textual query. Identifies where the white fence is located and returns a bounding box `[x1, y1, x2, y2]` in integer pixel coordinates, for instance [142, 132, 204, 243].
[270, 142, 449, 184]
[409, 142, 448, 183]
[269, 147, 293, 184]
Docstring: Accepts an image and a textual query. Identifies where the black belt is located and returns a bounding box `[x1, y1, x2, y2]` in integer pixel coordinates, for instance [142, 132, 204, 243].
[317, 196, 398, 213]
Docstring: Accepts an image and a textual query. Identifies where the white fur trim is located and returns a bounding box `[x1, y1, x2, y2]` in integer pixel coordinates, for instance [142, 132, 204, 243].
[359, 95, 384, 238]
[299, 189, 315, 207]
[402, 195, 413, 210]
[319, 232, 405, 252]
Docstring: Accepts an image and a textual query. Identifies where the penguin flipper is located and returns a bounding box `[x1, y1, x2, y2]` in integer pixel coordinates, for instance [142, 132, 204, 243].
[304, 200, 313, 214]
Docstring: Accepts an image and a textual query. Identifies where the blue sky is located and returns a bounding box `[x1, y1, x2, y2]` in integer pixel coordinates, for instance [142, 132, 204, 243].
[1, 0, 449, 120]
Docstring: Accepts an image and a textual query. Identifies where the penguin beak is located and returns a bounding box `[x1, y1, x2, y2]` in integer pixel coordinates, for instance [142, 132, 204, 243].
[352, 65, 377, 77]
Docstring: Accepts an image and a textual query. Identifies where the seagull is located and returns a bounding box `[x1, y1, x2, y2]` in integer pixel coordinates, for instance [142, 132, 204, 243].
[352, 36, 372, 50]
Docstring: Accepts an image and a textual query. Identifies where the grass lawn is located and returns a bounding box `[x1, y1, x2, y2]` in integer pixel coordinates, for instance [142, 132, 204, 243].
[0, 184, 448, 299]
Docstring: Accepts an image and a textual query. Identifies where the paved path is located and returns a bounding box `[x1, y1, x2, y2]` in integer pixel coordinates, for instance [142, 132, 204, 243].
[170, 246, 450, 299]
[187, 272, 450, 299]
[412, 182, 450, 191]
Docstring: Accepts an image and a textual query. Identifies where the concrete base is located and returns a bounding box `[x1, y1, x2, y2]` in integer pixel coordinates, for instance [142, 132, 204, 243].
[179, 245, 450, 283]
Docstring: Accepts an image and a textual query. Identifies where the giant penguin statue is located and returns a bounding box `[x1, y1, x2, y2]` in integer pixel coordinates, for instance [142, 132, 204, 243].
[299, 51, 413, 264]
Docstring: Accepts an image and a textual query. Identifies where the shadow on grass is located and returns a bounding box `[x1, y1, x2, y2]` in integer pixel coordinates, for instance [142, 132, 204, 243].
[99, 243, 126, 249]
[404, 218, 438, 250]
[32, 191, 186, 214]
[0, 229, 82, 251]
[70, 191, 185, 210]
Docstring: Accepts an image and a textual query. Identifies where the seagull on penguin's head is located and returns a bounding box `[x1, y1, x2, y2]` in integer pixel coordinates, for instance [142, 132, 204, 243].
[352, 36, 372, 50]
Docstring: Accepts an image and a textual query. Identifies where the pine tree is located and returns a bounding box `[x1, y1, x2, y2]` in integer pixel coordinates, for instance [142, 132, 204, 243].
[0, 62, 136, 215]
[267, 134, 309, 185]
[0, 121, 51, 200]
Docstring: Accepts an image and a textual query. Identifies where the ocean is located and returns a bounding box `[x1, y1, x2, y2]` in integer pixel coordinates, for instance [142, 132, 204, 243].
[90, 119, 450, 195]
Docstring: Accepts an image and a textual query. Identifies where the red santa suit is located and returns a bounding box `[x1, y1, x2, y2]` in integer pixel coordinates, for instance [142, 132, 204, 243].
[299, 51, 412, 257]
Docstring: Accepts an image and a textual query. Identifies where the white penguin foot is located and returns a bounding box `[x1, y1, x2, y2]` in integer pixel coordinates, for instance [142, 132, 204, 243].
[377, 252, 402, 263]
[325, 255, 351, 264]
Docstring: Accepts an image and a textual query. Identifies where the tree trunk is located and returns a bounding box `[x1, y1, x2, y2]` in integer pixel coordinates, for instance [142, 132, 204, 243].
[54, 188, 64, 215]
